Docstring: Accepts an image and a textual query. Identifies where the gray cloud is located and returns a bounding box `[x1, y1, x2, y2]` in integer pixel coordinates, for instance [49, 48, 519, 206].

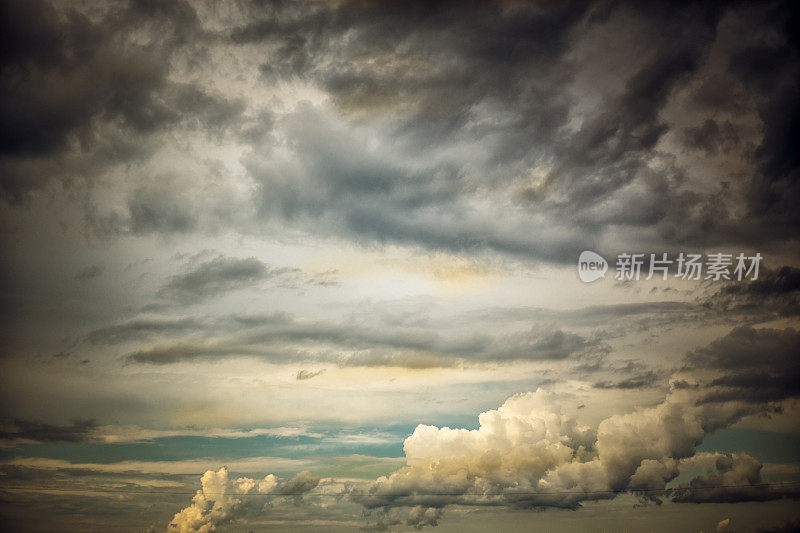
[117, 314, 601, 367]
[158, 255, 298, 304]
[704, 265, 800, 318]
[128, 184, 199, 235]
[224, 1, 797, 261]
[81, 305, 605, 367]
[682, 119, 740, 156]
[683, 326, 800, 407]
[1, 0, 796, 263]
[594, 370, 661, 390]
[0, 418, 97, 443]
[87, 316, 212, 344]
[0, 2, 798, 529]
[278, 470, 320, 497]
[670, 453, 799, 504]
[0, 0, 244, 211]
[295, 369, 325, 380]
[344, 380, 786, 523]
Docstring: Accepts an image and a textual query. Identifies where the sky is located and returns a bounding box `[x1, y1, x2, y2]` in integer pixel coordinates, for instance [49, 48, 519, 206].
[0, 0, 799, 531]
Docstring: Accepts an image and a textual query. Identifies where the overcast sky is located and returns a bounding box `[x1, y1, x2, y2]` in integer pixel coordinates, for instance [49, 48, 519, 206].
[0, 0, 799, 531]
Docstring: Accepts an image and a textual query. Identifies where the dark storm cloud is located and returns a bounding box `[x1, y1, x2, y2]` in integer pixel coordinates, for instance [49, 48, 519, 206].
[684, 326, 800, 405]
[234, 0, 797, 261]
[235, 1, 587, 259]
[0, 418, 97, 443]
[685, 326, 800, 372]
[704, 265, 800, 317]
[123, 325, 599, 367]
[682, 119, 740, 156]
[1, 0, 797, 261]
[538, 48, 699, 219]
[723, 265, 800, 297]
[0, 0, 242, 201]
[730, 3, 800, 237]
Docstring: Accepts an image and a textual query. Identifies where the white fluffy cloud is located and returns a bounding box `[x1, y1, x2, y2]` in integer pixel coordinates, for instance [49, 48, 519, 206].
[168, 467, 317, 533]
[350, 382, 790, 524]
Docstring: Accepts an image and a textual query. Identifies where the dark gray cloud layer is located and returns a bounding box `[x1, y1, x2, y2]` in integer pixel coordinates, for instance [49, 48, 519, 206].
[0, 418, 97, 443]
[685, 326, 800, 405]
[158, 255, 295, 304]
[236, 0, 798, 260]
[706, 265, 800, 317]
[1, 0, 797, 262]
[108, 312, 603, 367]
[0, 0, 244, 200]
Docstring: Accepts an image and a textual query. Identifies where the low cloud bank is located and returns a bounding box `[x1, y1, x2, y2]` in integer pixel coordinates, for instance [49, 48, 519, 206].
[168, 327, 800, 530]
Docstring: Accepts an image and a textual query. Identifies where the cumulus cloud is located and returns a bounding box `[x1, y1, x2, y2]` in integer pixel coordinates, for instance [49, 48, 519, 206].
[168, 467, 318, 533]
[405, 506, 442, 530]
[353, 392, 786, 522]
[671, 453, 797, 504]
[168, 467, 257, 533]
[162, 375, 795, 530]
[343, 325, 800, 525]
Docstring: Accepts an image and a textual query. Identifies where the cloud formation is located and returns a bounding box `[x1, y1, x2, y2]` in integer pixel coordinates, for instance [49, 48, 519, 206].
[1, 0, 798, 530]
[2, 0, 797, 259]
[115, 314, 602, 367]
[671, 453, 797, 504]
[0, 418, 97, 444]
[168, 467, 319, 533]
[341, 328, 800, 526]
[158, 255, 293, 304]
[684, 326, 800, 405]
[167, 323, 800, 530]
